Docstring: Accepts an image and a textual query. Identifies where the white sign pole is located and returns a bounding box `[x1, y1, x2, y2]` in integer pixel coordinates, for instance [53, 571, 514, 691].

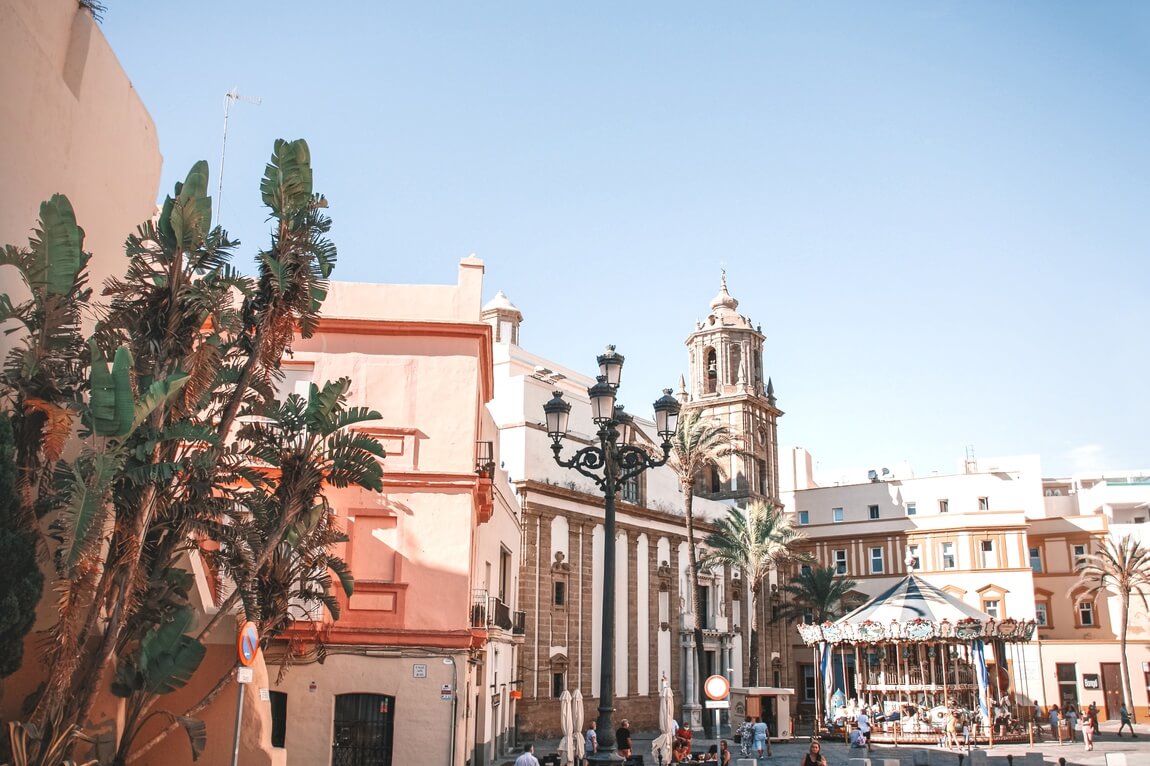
[230, 665, 246, 766]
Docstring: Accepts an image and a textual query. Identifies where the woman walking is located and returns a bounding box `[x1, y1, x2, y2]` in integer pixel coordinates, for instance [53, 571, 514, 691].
[1081, 707, 1095, 751]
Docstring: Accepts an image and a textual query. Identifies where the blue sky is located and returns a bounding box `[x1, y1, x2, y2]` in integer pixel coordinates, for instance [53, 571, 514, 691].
[103, 2, 1150, 478]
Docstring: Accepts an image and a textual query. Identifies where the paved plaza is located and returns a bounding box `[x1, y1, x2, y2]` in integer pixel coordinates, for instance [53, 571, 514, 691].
[516, 720, 1150, 766]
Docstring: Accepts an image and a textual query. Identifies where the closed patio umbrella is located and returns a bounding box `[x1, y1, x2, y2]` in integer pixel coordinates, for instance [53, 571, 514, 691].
[558, 689, 574, 765]
[573, 689, 586, 763]
[651, 684, 675, 765]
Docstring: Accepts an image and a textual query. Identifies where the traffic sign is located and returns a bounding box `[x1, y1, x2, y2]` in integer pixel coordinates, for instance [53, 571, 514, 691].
[237, 621, 259, 667]
[704, 674, 730, 701]
[705, 700, 730, 709]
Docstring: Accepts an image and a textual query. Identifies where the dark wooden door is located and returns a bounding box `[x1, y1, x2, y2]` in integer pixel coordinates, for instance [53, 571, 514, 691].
[1101, 663, 1123, 719]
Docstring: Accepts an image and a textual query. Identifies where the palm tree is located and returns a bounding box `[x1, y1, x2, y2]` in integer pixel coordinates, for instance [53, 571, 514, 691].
[699, 502, 803, 686]
[779, 566, 862, 625]
[667, 408, 736, 737]
[1076, 534, 1150, 723]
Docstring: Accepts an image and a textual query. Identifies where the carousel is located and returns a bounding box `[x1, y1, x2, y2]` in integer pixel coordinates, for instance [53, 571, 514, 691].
[796, 575, 1037, 745]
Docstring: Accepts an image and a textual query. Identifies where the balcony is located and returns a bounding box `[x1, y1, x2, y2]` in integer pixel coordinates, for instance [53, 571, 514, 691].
[470, 589, 526, 639]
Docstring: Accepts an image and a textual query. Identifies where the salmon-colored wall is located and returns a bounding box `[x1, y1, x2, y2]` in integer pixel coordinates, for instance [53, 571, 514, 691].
[0, 0, 161, 301]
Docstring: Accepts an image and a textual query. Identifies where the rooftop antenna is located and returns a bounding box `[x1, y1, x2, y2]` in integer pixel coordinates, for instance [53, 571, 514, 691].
[216, 87, 262, 225]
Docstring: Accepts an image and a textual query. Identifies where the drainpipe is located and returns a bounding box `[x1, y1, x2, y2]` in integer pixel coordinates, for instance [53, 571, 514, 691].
[446, 656, 458, 764]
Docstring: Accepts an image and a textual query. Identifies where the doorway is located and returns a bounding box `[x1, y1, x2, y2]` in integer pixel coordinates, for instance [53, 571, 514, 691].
[1101, 663, 1123, 719]
[332, 693, 395, 766]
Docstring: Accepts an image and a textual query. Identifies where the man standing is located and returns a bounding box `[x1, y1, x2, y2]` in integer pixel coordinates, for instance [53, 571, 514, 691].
[856, 707, 872, 752]
[616, 719, 632, 759]
[585, 721, 598, 755]
[515, 743, 540, 766]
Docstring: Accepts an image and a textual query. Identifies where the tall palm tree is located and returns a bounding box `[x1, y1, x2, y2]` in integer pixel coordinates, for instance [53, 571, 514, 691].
[699, 502, 803, 685]
[1076, 534, 1150, 723]
[667, 408, 736, 737]
[779, 566, 862, 625]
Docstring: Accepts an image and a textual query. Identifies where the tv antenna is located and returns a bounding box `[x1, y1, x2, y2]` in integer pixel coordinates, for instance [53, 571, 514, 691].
[216, 87, 262, 224]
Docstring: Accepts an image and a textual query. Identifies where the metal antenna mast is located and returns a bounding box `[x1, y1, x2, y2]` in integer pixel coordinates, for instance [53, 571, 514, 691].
[216, 87, 262, 224]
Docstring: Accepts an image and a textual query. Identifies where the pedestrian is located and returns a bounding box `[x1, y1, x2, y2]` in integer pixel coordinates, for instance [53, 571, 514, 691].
[945, 708, 961, 749]
[1032, 700, 1042, 735]
[856, 707, 872, 753]
[1081, 708, 1095, 751]
[801, 739, 828, 766]
[1048, 704, 1060, 743]
[1087, 701, 1099, 733]
[752, 716, 770, 758]
[1065, 706, 1078, 743]
[585, 721, 598, 755]
[1118, 702, 1136, 737]
[515, 743, 541, 766]
[738, 718, 754, 757]
[719, 740, 732, 766]
[615, 719, 632, 759]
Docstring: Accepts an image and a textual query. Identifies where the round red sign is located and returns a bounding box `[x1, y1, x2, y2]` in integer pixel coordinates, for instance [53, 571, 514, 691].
[704, 674, 730, 701]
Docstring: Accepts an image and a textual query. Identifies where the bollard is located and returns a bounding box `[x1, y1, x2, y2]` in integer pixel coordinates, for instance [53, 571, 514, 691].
[1103, 753, 1128, 766]
[1007, 756, 1014, 766]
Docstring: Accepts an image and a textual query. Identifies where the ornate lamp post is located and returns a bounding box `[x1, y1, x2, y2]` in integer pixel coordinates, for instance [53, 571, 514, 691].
[543, 345, 681, 764]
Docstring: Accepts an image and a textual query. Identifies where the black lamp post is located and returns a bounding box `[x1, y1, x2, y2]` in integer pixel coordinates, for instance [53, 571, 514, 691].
[543, 345, 681, 764]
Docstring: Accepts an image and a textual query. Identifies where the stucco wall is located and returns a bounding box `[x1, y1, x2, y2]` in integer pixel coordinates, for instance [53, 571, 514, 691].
[0, 0, 161, 298]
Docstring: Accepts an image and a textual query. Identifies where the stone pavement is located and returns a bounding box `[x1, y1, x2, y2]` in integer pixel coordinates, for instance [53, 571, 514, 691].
[515, 720, 1150, 766]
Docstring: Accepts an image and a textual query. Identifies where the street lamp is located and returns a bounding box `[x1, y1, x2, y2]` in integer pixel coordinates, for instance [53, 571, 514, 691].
[543, 345, 681, 764]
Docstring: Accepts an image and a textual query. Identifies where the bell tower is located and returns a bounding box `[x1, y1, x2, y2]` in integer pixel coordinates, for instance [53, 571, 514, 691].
[684, 272, 782, 507]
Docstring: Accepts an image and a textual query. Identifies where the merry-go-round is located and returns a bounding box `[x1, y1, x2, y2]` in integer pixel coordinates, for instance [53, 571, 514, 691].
[797, 575, 1038, 745]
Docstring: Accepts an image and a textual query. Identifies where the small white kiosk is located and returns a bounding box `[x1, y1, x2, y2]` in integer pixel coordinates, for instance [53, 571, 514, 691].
[730, 686, 795, 740]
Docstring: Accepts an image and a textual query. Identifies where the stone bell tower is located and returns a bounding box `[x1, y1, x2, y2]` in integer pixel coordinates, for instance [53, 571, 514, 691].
[683, 272, 782, 508]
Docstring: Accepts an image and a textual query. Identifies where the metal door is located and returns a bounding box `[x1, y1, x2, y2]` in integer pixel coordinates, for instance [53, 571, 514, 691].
[332, 693, 395, 766]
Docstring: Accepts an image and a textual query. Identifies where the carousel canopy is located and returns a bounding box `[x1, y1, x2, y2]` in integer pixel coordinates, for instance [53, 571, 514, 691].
[796, 575, 1036, 646]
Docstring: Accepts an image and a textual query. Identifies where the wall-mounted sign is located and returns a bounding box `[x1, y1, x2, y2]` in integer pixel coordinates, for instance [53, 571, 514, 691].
[1083, 674, 1100, 690]
[413, 663, 427, 678]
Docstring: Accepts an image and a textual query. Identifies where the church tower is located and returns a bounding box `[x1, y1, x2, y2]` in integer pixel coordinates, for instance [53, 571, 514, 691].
[683, 273, 783, 508]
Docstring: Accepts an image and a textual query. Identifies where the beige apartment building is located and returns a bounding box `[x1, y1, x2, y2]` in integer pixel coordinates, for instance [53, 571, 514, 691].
[785, 453, 1150, 723]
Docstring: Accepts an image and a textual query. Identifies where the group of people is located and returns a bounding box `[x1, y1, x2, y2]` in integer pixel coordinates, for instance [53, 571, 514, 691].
[735, 716, 773, 759]
[1041, 700, 1135, 751]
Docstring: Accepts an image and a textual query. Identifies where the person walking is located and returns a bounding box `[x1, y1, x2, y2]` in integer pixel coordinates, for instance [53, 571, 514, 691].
[752, 716, 771, 759]
[1118, 703, 1136, 737]
[515, 743, 541, 766]
[738, 718, 754, 757]
[1065, 706, 1078, 743]
[1081, 708, 1096, 751]
[1048, 705, 1060, 744]
[1087, 701, 1100, 734]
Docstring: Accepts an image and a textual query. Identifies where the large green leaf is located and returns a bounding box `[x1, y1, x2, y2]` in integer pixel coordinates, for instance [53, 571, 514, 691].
[63, 452, 120, 569]
[113, 605, 206, 697]
[36, 194, 84, 297]
[130, 370, 190, 433]
[260, 139, 313, 219]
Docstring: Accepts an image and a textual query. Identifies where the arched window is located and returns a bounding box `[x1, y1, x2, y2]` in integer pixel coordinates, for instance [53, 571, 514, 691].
[704, 347, 718, 394]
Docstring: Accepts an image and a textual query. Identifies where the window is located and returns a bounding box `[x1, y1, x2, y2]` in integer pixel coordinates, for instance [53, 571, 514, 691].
[709, 466, 722, 494]
[757, 458, 768, 496]
[802, 665, 816, 702]
[1029, 547, 1043, 573]
[1073, 544, 1087, 569]
[834, 549, 847, 575]
[1056, 663, 1079, 710]
[621, 474, 641, 504]
[1078, 600, 1095, 627]
[699, 585, 711, 629]
[552, 673, 566, 698]
[906, 545, 921, 571]
[941, 542, 956, 569]
[983, 599, 1000, 619]
[980, 539, 995, 569]
[833, 507, 844, 523]
[800, 563, 812, 576]
[554, 580, 566, 607]
[870, 547, 885, 574]
[979, 496, 990, 511]
[798, 511, 809, 526]
[939, 499, 949, 513]
[906, 502, 917, 516]
[1035, 602, 1049, 627]
[868, 505, 880, 520]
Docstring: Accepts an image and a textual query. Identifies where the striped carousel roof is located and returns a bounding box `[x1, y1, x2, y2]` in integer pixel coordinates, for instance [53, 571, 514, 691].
[795, 575, 1036, 645]
[838, 575, 989, 624]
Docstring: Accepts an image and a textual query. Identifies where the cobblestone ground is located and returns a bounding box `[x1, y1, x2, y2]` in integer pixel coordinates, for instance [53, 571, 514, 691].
[516, 721, 1150, 766]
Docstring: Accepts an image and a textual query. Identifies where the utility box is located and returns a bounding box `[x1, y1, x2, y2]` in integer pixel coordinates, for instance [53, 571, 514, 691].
[730, 686, 795, 739]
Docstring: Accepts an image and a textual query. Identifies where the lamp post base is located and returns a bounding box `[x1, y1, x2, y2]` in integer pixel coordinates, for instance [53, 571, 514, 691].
[586, 751, 627, 764]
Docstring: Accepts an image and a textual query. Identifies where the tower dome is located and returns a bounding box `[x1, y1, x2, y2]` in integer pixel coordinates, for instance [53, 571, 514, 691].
[710, 271, 739, 312]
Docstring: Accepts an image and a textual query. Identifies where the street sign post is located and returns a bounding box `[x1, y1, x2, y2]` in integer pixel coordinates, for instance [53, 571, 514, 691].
[233, 622, 260, 766]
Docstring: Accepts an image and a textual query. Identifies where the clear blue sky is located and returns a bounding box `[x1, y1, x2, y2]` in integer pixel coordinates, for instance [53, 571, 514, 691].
[103, 2, 1150, 478]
